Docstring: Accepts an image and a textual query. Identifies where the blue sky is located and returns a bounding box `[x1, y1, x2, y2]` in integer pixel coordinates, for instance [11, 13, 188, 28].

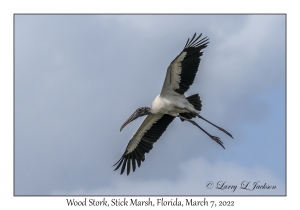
[14, 14, 285, 195]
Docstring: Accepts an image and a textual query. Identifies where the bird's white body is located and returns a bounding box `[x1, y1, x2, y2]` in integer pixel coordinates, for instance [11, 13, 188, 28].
[151, 94, 198, 116]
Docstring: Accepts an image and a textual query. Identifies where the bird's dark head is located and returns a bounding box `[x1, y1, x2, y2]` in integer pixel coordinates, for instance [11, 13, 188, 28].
[120, 107, 151, 131]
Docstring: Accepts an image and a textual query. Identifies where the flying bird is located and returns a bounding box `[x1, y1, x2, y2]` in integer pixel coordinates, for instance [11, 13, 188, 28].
[113, 33, 233, 175]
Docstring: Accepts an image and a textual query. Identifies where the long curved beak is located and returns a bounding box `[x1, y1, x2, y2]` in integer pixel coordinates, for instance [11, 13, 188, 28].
[120, 107, 150, 131]
[120, 110, 141, 131]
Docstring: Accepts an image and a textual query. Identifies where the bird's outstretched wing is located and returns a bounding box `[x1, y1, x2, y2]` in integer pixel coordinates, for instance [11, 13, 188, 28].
[161, 33, 209, 96]
[113, 114, 175, 175]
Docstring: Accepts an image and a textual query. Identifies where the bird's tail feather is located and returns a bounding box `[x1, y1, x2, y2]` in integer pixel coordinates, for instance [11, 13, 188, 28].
[180, 94, 202, 121]
[186, 94, 202, 111]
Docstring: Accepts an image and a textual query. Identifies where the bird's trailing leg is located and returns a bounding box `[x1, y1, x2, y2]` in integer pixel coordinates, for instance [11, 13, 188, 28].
[177, 115, 225, 149]
[196, 114, 233, 139]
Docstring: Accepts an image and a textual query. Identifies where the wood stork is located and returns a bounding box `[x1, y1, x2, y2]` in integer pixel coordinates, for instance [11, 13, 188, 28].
[113, 33, 233, 175]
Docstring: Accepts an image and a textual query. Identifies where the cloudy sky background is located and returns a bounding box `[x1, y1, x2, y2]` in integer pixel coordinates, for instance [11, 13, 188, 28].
[14, 15, 285, 195]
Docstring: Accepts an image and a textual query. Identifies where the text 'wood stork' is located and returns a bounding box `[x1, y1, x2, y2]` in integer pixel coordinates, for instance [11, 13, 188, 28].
[113, 33, 233, 175]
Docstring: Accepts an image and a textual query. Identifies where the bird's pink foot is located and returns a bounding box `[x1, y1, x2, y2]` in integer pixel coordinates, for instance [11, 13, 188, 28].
[218, 127, 233, 138]
[211, 136, 225, 149]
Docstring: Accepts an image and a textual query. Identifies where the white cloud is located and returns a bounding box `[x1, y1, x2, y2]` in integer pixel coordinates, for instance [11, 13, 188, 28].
[51, 157, 284, 195]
